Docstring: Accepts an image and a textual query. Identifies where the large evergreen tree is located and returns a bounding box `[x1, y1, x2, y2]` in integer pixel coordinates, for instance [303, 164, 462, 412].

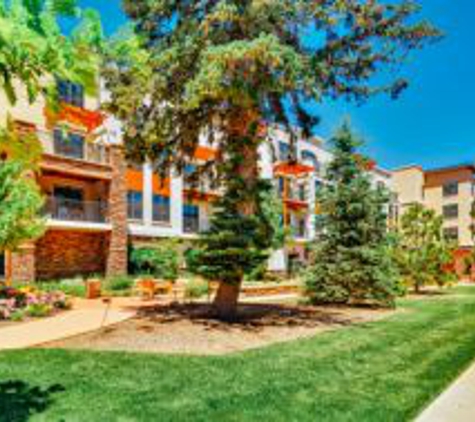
[305, 123, 400, 307]
[106, 0, 439, 319]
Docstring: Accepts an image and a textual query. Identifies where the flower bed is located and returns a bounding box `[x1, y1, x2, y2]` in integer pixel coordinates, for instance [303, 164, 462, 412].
[0, 286, 72, 322]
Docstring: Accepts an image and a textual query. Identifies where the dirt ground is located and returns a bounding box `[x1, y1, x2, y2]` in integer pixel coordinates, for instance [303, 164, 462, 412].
[42, 302, 394, 355]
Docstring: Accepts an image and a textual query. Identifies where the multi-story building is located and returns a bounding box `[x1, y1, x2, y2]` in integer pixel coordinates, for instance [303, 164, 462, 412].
[0, 80, 128, 282]
[393, 164, 475, 247]
[392, 164, 475, 276]
[0, 79, 393, 281]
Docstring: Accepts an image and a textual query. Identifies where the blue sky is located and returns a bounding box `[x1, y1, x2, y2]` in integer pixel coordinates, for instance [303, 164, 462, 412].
[79, 0, 475, 170]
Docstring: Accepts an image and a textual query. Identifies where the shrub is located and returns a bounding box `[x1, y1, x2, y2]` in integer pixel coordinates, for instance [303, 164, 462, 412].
[185, 279, 209, 300]
[104, 276, 134, 293]
[130, 240, 180, 281]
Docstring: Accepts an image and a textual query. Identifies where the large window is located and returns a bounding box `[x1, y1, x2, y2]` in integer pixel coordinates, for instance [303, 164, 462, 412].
[443, 204, 459, 220]
[57, 79, 85, 108]
[152, 195, 170, 223]
[443, 181, 459, 197]
[183, 203, 200, 233]
[127, 191, 143, 221]
[54, 129, 85, 160]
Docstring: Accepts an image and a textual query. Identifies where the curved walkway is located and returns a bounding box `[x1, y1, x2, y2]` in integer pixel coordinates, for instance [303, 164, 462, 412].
[0, 298, 144, 350]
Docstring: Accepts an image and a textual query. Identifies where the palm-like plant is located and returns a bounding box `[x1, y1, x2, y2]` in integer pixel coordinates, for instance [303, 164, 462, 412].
[0, 0, 102, 105]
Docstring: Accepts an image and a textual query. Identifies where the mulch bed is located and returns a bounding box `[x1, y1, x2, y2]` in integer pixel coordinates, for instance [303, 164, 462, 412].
[42, 302, 394, 355]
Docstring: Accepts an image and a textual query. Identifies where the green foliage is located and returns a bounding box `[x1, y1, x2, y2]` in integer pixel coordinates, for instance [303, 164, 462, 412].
[394, 203, 456, 292]
[189, 176, 276, 285]
[305, 124, 401, 307]
[130, 240, 180, 281]
[106, 0, 439, 170]
[0, 120, 43, 167]
[0, 160, 45, 252]
[104, 275, 134, 293]
[38, 278, 86, 298]
[0, 0, 102, 104]
[184, 279, 209, 300]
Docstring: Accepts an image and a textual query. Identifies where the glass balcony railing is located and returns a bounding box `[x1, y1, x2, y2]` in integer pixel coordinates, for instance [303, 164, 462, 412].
[38, 131, 110, 165]
[45, 197, 108, 224]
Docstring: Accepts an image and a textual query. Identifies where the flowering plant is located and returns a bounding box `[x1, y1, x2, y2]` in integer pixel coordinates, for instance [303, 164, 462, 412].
[0, 286, 71, 321]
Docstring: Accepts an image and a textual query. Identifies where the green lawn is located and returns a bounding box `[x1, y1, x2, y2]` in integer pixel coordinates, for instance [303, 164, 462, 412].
[2, 286, 475, 422]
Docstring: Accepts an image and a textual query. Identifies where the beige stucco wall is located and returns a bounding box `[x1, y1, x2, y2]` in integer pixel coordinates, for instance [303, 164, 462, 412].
[392, 166, 424, 206]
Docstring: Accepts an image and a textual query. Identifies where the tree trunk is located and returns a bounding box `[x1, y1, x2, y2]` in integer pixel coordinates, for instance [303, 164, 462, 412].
[211, 109, 261, 320]
[213, 280, 242, 321]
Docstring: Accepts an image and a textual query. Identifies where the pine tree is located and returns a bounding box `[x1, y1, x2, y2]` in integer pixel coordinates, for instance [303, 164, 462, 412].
[305, 123, 400, 307]
[105, 0, 439, 319]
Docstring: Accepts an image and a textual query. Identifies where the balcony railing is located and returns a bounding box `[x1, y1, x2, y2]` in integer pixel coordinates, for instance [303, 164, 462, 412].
[38, 131, 110, 165]
[45, 197, 108, 224]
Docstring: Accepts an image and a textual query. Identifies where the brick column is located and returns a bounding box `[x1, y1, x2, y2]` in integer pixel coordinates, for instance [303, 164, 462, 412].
[9, 243, 36, 283]
[106, 145, 128, 277]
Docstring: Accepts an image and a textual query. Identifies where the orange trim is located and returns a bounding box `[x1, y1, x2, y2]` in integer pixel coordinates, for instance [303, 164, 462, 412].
[184, 189, 219, 202]
[194, 146, 217, 162]
[274, 162, 314, 177]
[152, 175, 171, 197]
[44, 104, 104, 133]
[126, 169, 144, 191]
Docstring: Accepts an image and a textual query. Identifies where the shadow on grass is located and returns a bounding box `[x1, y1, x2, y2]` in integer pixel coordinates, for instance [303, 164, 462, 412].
[0, 380, 65, 422]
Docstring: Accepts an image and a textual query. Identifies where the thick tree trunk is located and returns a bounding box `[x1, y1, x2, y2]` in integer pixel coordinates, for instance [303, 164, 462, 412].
[211, 110, 261, 320]
[213, 280, 242, 321]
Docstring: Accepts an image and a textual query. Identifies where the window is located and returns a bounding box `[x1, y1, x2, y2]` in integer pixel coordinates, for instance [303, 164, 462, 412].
[57, 79, 85, 108]
[443, 181, 459, 197]
[301, 150, 320, 173]
[127, 191, 143, 220]
[183, 203, 200, 233]
[298, 184, 306, 201]
[54, 129, 85, 160]
[152, 195, 170, 223]
[278, 142, 291, 161]
[443, 204, 459, 220]
[444, 227, 459, 242]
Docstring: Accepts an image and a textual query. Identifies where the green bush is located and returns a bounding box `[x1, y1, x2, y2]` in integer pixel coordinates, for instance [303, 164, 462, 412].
[39, 279, 86, 298]
[104, 276, 134, 292]
[130, 241, 180, 281]
[185, 279, 209, 300]
[26, 303, 52, 318]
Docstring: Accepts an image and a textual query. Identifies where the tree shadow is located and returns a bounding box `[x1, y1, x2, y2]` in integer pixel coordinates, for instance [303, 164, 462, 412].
[134, 302, 376, 332]
[0, 380, 65, 422]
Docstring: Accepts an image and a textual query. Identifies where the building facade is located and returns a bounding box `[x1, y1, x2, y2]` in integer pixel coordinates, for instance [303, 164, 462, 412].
[0, 80, 392, 281]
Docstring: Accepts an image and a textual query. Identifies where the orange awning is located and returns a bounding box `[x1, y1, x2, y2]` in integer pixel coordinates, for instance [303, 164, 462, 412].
[126, 169, 144, 191]
[44, 104, 105, 133]
[274, 162, 314, 177]
[194, 146, 217, 162]
[152, 174, 171, 196]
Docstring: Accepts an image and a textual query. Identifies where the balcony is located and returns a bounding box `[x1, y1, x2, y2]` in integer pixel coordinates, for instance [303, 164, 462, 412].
[45, 197, 108, 224]
[38, 130, 109, 165]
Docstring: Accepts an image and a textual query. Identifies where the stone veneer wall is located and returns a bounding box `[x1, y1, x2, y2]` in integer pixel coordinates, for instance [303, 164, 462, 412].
[10, 244, 36, 283]
[35, 230, 108, 280]
[106, 145, 128, 277]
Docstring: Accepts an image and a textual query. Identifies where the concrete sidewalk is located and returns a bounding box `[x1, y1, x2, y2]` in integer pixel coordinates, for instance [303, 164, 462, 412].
[417, 361, 475, 421]
[0, 299, 136, 350]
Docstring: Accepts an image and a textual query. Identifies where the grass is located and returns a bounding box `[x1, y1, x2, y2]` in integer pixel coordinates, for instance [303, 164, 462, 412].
[2, 286, 475, 421]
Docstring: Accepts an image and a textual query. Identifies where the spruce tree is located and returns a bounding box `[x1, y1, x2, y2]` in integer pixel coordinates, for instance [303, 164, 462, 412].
[106, 0, 438, 319]
[305, 123, 400, 307]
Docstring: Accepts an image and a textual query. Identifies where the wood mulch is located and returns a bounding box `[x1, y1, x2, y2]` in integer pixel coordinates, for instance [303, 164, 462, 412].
[42, 302, 394, 356]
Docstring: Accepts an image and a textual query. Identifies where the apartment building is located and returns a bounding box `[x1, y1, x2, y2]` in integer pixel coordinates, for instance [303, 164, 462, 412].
[393, 164, 475, 247]
[0, 79, 392, 281]
[0, 80, 128, 282]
